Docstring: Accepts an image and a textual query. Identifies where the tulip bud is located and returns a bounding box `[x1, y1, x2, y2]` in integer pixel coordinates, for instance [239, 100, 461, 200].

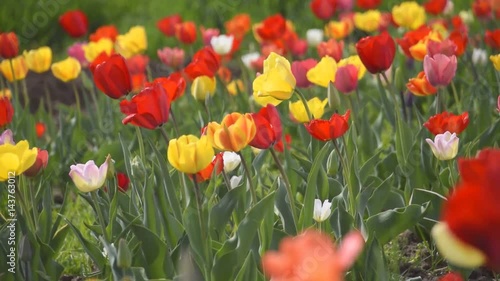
[306, 29, 324, 47]
[313, 199, 332, 222]
[117, 239, 132, 269]
[230, 175, 243, 189]
[471, 48, 487, 65]
[210, 34, 234, 55]
[222, 151, 241, 173]
[426, 131, 459, 160]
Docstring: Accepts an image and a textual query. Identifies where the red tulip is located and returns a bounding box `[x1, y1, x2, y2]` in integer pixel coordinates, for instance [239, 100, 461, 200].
[35, 122, 46, 138]
[93, 54, 132, 99]
[117, 172, 130, 192]
[193, 152, 224, 183]
[249, 104, 283, 149]
[131, 73, 147, 93]
[356, 0, 381, 9]
[59, 10, 88, 38]
[424, 0, 448, 15]
[356, 32, 395, 74]
[317, 39, 344, 62]
[89, 25, 119, 42]
[0, 97, 14, 128]
[485, 29, 500, 50]
[89, 52, 110, 73]
[24, 149, 49, 177]
[183, 46, 221, 79]
[255, 14, 287, 42]
[397, 26, 432, 58]
[473, 0, 492, 19]
[120, 83, 170, 130]
[126, 55, 149, 75]
[175, 21, 197, 44]
[439, 273, 464, 281]
[157, 14, 182, 37]
[305, 110, 351, 141]
[274, 134, 292, 153]
[423, 111, 469, 135]
[448, 31, 468, 56]
[310, 0, 337, 20]
[146, 72, 186, 102]
[0, 32, 19, 59]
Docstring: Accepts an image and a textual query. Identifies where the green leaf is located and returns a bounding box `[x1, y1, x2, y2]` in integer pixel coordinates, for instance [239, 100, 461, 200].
[275, 180, 297, 235]
[395, 115, 413, 174]
[329, 198, 353, 238]
[362, 238, 389, 281]
[234, 252, 258, 281]
[209, 184, 245, 238]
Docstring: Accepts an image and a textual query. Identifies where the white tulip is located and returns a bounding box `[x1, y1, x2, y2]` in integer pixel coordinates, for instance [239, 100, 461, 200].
[229, 175, 243, 189]
[241, 52, 260, 69]
[306, 29, 323, 47]
[313, 199, 332, 222]
[443, 0, 454, 16]
[471, 48, 487, 65]
[223, 151, 241, 173]
[426, 131, 459, 161]
[210, 34, 234, 55]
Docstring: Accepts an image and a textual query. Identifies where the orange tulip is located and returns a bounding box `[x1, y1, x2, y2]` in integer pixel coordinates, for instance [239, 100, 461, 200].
[406, 71, 437, 96]
[206, 112, 256, 152]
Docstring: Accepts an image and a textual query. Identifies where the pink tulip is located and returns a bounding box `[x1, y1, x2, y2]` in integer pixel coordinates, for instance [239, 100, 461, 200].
[200, 27, 220, 46]
[67, 42, 88, 67]
[289, 39, 308, 57]
[292, 59, 318, 88]
[423, 54, 457, 87]
[157, 47, 185, 70]
[427, 39, 458, 57]
[334, 65, 359, 94]
[337, 0, 354, 11]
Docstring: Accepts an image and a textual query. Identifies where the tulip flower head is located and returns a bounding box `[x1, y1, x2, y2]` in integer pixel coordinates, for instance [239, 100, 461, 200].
[90, 25, 119, 42]
[210, 34, 234, 55]
[334, 64, 359, 94]
[353, 10, 382, 33]
[222, 151, 241, 173]
[249, 104, 283, 149]
[305, 110, 351, 141]
[356, 32, 395, 74]
[0, 56, 29, 82]
[193, 152, 224, 182]
[317, 39, 344, 62]
[116, 26, 148, 59]
[116, 172, 130, 192]
[206, 112, 256, 152]
[313, 199, 332, 222]
[157, 47, 185, 70]
[310, 0, 337, 20]
[306, 29, 324, 47]
[167, 135, 214, 174]
[93, 54, 132, 99]
[472, 48, 488, 65]
[191, 75, 216, 101]
[69, 155, 111, 192]
[83, 38, 114, 63]
[51, 57, 82, 82]
[68, 42, 89, 67]
[292, 59, 318, 88]
[253, 52, 296, 105]
[0, 129, 14, 145]
[157, 14, 183, 37]
[0, 97, 14, 128]
[24, 46, 52, 73]
[24, 149, 49, 177]
[230, 175, 243, 189]
[406, 71, 437, 96]
[0, 32, 19, 59]
[59, 10, 88, 38]
[490, 54, 500, 71]
[423, 54, 457, 87]
[35, 122, 46, 138]
[426, 131, 459, 160]
[241, 52, 261, 69]
[175, 21, 197, 44]
[0, 140, 38, 181]
[306, 56, 338, 87]
[289, 97, 328, 123]
[184, 46, 221, 79]
[424, 111, 469, 135]
[392, 1, 426, 30]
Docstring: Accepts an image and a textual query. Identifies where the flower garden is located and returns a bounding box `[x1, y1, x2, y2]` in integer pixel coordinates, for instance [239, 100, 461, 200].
[0, 0, 499, 280]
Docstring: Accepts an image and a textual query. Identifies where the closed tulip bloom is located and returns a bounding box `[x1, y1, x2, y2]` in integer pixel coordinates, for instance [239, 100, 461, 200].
[35, 122, 46, 139]
[334, 65, 359, 94]
[241, 52, 260, 69]
[69, 155, 111, 192]
[397, 25, 432, 58]
[116, 26, 148, 59]
[68, 42, 88, 68]
[289, 97, 328, 123]
[485, 29, 500, 50]
[83, 38, 114, 63]
[0, 32, 19, 59]
[491, 54, 500, 71]
[353, 10, 381, 33]
[24, 46, 52, 73]
[472, 48, 488, 65]
[200, 27, 219, 46]
[424, 0, 448, 15]
[0, 97, 14, 128]
[51, 57, 81, 82]
[306, 29, 324, 47]
[93, 54, 132, 99]
[225, 14, 251, 40]
[222, 151, 241, 173]
[168, 135, 214, 174]
[249, 104, 283, 149]
[157, 14, 183, 37]
[392, 2, 426, 30]
[59, 10, 88, 38]
[338, 55, 367, 80]
[24, 148, 49, 177]
[426, 131, 459, 160]
[1, 56, 28, 82]
[253, 52, 296, 103]
[157, 47, 185, 70]
[206, 112, 256, 152]
[254, 14, 287, 42]
[116, 172, 130, 192]
[0, 140, 38, 181]
[210, 34, 234, 55]
[193, 152, 224, 182]
[307, 56, 337, 88]
[310, 0, 337, 20]
[356, 0, 381, 9]
[424, 111, 469, 135]
[0, 88, 11, 100]
[313, 199, 332, 222]
[184, 46, 221, 79]
[147, 72, 186, 102]
[356, 32, 395, 74]
[317, 39, 344, 62]
[423, 54, 457, 87]
[175, 21, 197, 44]
[324, 19, 354, 40]
[305, 110, 351, 141]
[191, 75, 216, 101]
[407, 71, 437, 96]
[226, 79, 244, 96]
[120, 84, 170, 130]
[89, 25, 119, 42]
[292, 59, 318, 88]
[427, 39, 457, 57]
[0, 129, 14, 145]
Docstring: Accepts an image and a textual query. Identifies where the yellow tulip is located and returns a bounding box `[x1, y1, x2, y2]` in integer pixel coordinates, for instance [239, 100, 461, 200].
[116, 26, 148, 59]
[191, 75, 216, 101]
[338, 55, 366, 80]
[206, 112, 256, 152]
[0, 88, 12, 99]
[0, 56, 29, 82]
[392, 1, 426, 30]
[24, 46, 52, 73]
[306, 56, 337, 88]
[490, 54, 500, 71]
[51, 57, 81, 82]
[167, 135, 214, 174]
[83, 38, 114, 63]
[289, 97, 328, 123]
[227, 79, 244, 96]
[353, 10, 381, 33]
[252, 52, 296, 105]
[324, 20, 353, 40]
[0, 140, 38, 181]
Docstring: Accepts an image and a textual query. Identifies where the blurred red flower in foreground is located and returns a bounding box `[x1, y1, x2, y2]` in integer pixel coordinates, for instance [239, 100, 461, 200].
[424, 112, 469, 135]
[305, 110, 351, 141]
[184, 47, 221, 79]
[35, 122, 46, 138]
[117, 172, 130, 192]
[93, 54, 132, 99]
[59, 10, 88, 38]
[262, 230, 364, 281]
[249, 104, 283, 149]
[0, 97, 14, 128]
[432, 148, 500, 271]
[439, 272, 464, 281]
[157, 14, 183, 37]
[356, 32, 395, 74]
[0, 32, 19, 59]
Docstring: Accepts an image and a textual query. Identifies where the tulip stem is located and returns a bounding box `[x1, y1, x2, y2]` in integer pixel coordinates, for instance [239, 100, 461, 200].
[91, 191, 110, 243]
[294, 88, 313, 121]
[270, 148, 297, 231]
[332, 139, 355, 216]
[159, 126, 170, 144]
[237, 151, 257, 205]
[71, 81, 82, 128]
[380, 71, 402, 120]
[450, 81, 462, 112]
[8, 59, 20, 106]
[21, 79, 30, 109]
[447, 160, 456, 187]
[43, 83, 53, 116]
[192, 178, 210, 278]
[169, 109, 181, 137]
[221, 170, 232, 191]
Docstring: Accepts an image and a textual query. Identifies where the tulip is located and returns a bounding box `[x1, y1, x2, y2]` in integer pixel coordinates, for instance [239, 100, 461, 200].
[0, 97, 14, 128]
[426, 131, 459, 160]
[289, 97, 328, 123]
[423, 54, 457, 87]
[93, 54, 132, 99]
[191, 75, 216, 101]
[116, 172, 130, 192]
[241, 52, 261, 69]
[147, 73, 186, 102]
[439, 272, 465, 281]
[157, 47, 185, 70]
[35, 122, 46, 138]
[397, 25, 432, 58]
[324, 19, 354, 40]
[306, 29, 324, 47]
[51, 57, 81, 82]
[392, 2, 426, 30]
[310, 0, 337, 20]
[253, 52, 296, 104]
[0, 140, 38, 181]
[184, 46, 221, 79]
[337, 55, 367, 80]
[292, 59, 318, 88]
[0, 32, 19, 59]
[206, 112, 256, 152]
[448, 30, 467, 57]
[115, 26, 148, 59]
[485, 29, 500, 50]
[305, 110, 351, 141]
[406, 71, 437, 96]
[249, 104, 283, 149]
[424, 0, 448, 15]
[120, 83, 170, 130]
[356, 0, 381, 9]
[83, 38, 114, 63]
[230, 175, 243, 189]
[69, 155, 111, 192]
[426, 39, 457, 57]
[157, 14, 183, 37]
[431, 149, 500, 270]
[0, 129, 14, 145]
[68, 42, 88, 67]
[472, 48, 488, 65]
[317, 39, 344, 62]
[262, 230, 365, 281]
[254, 14, 286, 42]
[175, 21, 197, 44]
[168, 135, 214, 174]
[356, 32, 395, 74]
[313, 199, 332, 222]
[334, 65, 359, 94]
[353, 10, 381, 33]
[491, 54, 500, 71]
[24, 148, 49, 177]
[0, 56, 29, 82]
[424, 111, 469, 135]
[225, 14, 251, 40]
[59, 10, 88, 38]
[126, 55, 149, 76]
[222, 151, 241, 173]
[89, 25, 119, 42]
[24, 46, 52, 73]
[210, 35, 234, 55]
[0, 88, 12, 100]
[306, 56, 337, 87]
[193, 153, 224, 183]
[201, 27, 220, 46]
